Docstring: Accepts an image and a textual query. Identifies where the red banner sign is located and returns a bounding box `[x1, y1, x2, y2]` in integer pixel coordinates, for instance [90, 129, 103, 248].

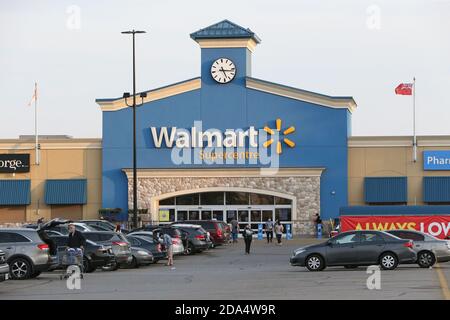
[341, 215, 450, 239]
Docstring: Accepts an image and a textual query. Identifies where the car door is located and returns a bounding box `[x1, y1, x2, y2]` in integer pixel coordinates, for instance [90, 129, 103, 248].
[0, 232, 16, 259]
[326, 232, 360, 266]
[355, 232, 386, 264]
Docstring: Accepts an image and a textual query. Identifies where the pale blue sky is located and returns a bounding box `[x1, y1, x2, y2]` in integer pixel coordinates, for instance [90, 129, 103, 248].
[1, 0, 449, 138]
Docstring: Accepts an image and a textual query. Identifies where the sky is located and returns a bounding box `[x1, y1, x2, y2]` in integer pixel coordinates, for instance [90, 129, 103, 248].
[0, 0, 449, 138]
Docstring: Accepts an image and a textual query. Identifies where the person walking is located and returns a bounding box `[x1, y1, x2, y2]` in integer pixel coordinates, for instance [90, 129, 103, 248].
[242, 224, 253, 254]
[230, 216, 239, 244]
[265, 218, 274, 243]
[274, 220, 284, 246]
[160, 233, 174, 267]
[314, 214, 323, 237]
[67, 223, 86, 267]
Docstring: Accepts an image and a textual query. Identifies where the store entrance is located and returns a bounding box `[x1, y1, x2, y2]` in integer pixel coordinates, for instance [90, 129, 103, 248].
[158, 190, 293, 233]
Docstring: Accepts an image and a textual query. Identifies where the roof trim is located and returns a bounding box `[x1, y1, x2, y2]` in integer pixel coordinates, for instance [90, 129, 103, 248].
[246, 77, 357, 113]
[190, 19, 261, 44]
[96, 78, 201, 112]
[349, 136, 450, 147]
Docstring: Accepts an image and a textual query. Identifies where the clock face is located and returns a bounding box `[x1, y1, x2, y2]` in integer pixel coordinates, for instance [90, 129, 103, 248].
[210, 58, 236, 84]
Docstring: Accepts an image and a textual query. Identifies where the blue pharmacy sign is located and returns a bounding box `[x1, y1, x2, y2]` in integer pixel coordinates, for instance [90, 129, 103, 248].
[258, 224, 263, 240]
[424, 151, 450, 170]
[286, 224, 292, 240]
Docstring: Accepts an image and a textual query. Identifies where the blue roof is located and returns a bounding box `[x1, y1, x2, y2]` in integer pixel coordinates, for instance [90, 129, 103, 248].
[45, 179, 87, 205]
[340, 205, 450, 216]
[0, 180, 31, 205]
[190, 19, 261, 43]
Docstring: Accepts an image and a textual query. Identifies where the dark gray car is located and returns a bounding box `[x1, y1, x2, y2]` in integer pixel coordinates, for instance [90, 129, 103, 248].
[387, 230, 450, 268]
[290, 230, 417, 271]
[0, 250, 9, 281]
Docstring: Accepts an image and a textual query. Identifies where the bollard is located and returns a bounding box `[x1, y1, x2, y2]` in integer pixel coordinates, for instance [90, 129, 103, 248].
[258, 223, 263, 240]
[317, 223, 322, 239]
[286, 224, 292, 240]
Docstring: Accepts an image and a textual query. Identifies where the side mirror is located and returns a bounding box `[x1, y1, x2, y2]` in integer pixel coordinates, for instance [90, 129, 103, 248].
[327, 240, 333, 246]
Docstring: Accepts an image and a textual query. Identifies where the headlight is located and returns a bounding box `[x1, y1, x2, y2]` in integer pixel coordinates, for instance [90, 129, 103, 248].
[294, 249, 305, 255]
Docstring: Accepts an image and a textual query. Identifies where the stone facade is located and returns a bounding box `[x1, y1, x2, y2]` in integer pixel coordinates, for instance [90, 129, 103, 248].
[127, 174, 321, 235]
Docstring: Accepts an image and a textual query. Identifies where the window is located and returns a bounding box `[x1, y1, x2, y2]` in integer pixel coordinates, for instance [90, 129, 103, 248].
[53, 237, 68, 247]
[250, 194, 274, 205]
[395, 231, 424, 242]
[226, 210, 237, 223]
[251, 210, 262, 222]
[262, 210, 273, 221]
[275, 208, 291, 222]
[332, 233, 358, 245]
[201, 211, 212, 220]
[212, 210, 223, 221]
[200, 192, 224, 205]
[226, 192, 249, 205]
[176, 194, 199, 205]
[127, 237, 141, 246]
[275, 197, 292, 205]
[238, 210, 249, 222]
[159, 197, 175, 205]
[177, 211, 187, 221]
[360, 233, 384, 243]
[83, 233, 99, 242]
[188, 211, 199, 220]
[0, 232, 30, 243]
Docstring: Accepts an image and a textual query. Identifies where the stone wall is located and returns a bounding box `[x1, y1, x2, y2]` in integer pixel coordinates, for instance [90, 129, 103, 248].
[127, 175, 321, 235]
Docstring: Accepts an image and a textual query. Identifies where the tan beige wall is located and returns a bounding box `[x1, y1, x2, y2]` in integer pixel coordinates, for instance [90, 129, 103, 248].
[348, 136, 450, 206]
[0, 139, 102, 223]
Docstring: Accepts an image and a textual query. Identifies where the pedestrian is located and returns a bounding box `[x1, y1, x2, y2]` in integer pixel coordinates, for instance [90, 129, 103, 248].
[230, 216, 239, 244]
[114, 224, 122, 233]
[265, 218, 274, 243]
[314, 214, 323, 237]
[274, 220, 284, 245]
[67, 223, 86, 265]
[160, 233, 174, 267]
[242, 224, 253, 254]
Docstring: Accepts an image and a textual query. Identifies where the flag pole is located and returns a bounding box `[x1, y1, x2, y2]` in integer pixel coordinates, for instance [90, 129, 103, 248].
[34, 82, 39, 165]
[413, 77, 416, 163]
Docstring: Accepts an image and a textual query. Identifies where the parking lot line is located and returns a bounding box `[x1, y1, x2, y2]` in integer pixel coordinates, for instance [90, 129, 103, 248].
[435, 263, 450, 300]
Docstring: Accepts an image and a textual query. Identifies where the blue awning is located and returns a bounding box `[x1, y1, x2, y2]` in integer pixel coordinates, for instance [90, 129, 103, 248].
[424, 177, 450, 203]
[0, 180, 31, 205]
[364, 177, 407, 203]
[45, 179, 87, 205]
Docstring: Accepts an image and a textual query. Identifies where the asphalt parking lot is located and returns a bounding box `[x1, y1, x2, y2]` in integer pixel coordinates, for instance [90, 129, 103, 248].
[1, 238, 449, 300]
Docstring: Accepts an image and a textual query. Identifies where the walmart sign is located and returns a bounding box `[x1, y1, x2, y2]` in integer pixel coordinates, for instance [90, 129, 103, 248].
[424, 151, 450, 170]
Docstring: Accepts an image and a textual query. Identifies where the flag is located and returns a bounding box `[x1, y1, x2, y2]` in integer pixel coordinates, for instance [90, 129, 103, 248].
[27, 83, 38, 106]
[395, 83, 413, 95]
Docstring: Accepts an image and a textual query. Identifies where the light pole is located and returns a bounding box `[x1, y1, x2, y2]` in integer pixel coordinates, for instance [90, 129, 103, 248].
[122, 29, 146, 229]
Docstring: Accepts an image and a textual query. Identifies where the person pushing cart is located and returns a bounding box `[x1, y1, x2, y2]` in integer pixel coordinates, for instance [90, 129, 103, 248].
[59, 223, 86, 280]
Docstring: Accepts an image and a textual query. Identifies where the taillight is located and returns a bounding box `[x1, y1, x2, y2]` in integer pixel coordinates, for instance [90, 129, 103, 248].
[195, 235, 205, 240]
[173, 234, 180, 239]
[403, 241, 414, 248]
[217, 228, 223, 237]
[37, 243, 49, 250]
[112, 241, 128, 247]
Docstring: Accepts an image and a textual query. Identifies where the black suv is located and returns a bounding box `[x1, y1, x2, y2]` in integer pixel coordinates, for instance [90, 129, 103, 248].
[170, 224, 211, 255]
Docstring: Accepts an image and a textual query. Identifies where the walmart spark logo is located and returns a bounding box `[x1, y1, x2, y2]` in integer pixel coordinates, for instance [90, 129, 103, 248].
[262, 118, 296, 154]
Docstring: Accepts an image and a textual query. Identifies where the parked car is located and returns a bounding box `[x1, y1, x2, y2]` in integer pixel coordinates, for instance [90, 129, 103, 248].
[175, 220, 228, 247]
[48, 235, 115, 273]
[82, 231, 132, 270]
[128, 230, 184, 256]
[126, 235, 167, 262]
[290, 230, 417, 271]
[386, 230, 450, 268]
[44, 222, 95, 235]
[171, 224, 211, 255]
[0, 250, 9, 282]
[0, 228, 58, 279]
[129, 247, 154, 268]
[78, 220, 130, 234]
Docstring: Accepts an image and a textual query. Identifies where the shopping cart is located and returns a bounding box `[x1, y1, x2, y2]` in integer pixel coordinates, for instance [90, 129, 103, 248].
[57, 246, 84, 280]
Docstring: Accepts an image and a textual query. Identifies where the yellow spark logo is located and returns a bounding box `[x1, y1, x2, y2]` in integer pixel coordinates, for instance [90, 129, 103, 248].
[262, 118, 296, 154]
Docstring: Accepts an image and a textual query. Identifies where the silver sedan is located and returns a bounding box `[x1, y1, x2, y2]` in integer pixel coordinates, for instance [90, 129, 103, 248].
[387, 230, 450, 268]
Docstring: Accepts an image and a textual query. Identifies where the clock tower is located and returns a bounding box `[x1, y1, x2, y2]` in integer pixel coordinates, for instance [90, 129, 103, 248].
[190, 19, 261, 128]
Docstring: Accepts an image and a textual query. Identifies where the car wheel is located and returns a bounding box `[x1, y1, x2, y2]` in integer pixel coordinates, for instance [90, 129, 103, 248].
[305, 254, 324, 272]
[184, 243, 194, 255]
[417, 251, 436, 268]
[10, 258, 33, 280]
[380, 252, 398, 270]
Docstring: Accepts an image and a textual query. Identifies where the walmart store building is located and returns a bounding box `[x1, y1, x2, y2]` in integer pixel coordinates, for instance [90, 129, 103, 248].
[1, 20, 450, 235]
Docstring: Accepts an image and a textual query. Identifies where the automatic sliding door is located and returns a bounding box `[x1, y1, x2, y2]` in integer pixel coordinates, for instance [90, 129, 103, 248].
[250, 210, 262, 230]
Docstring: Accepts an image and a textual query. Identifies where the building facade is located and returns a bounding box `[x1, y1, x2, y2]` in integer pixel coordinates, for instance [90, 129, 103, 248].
[1, 20, 450, 235]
